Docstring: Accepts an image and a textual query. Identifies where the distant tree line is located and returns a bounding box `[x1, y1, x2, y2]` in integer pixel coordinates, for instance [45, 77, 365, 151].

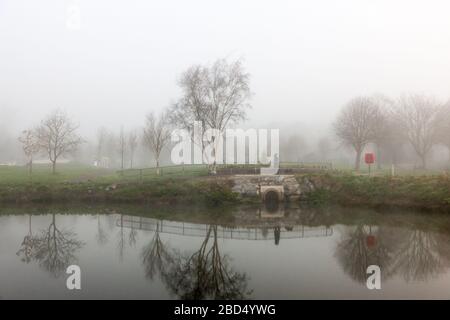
[16, 58, 450, 174]
[334, 93, 450, 170]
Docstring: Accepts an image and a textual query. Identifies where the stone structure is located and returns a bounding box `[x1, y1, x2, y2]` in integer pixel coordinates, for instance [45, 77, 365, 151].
[231, 175, 309, 202]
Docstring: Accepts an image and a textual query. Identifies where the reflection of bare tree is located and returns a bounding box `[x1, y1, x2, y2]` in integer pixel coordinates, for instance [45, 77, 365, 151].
[96, 215, 109, 246]
[391, 230, 447, 282]
[162, 225, 251, 299]
[116, 215, 139, 260]
[141, 221, 173, 279]
[27, 214, 84, 277]
[128, 227, 138, 248]
[335, 225, 396, 283]
[117, 215, 125, 261]
[336, 223, 450, 284]
[16, 215, 37, 263]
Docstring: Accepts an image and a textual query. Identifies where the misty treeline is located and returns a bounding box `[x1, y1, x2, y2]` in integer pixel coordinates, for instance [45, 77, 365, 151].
[2, 58, 450, 172]
[334, 94, 450, 170]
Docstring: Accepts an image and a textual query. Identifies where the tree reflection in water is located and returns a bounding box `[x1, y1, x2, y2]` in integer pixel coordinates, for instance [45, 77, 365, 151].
[336, 224, 450, 283]
[17, 214, 84, 278]
[391, 230, 449, 282]
[141, 221, 173, 280]
[335, 224, 397, 283]
[16, 215, 37, 264]
[164, 225, 251, 299]
[96, 215, 109, 246]
[141, 223, 251, 299]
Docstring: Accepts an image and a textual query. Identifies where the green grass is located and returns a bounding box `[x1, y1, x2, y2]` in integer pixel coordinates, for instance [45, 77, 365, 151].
[3, 162, 450, 210]
[298, 172, 450, 211]
[330, 162, 447, 176]
[0, 163, 117, 185]
[0, 163, 243, 206]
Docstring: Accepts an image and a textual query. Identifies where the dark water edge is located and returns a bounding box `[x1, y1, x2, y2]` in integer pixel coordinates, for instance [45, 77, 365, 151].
[1, 202, 449, 231]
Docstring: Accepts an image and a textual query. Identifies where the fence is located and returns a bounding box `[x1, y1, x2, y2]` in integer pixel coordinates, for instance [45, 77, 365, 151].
[116, 215, 333, 241]
[117, 162, 333, 181]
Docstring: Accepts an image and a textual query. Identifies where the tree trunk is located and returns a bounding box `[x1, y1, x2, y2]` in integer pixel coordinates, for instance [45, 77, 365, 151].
[156, 159, 160, 175]
[28, 158, 33, 177]
[52, 161, 56, 174]
[210, 161, 217, 175]
[419, 154, 427, 170]
[355, 148, 362, 171]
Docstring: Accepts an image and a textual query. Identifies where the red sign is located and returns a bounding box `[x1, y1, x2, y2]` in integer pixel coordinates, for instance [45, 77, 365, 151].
[366, 235, 376, 248]
[365, 153, 375, 164]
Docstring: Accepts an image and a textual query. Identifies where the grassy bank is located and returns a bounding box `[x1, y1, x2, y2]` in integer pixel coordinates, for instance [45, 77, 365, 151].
[299, 173, 450, 211]
[0, 163, 251, 206]
[0, 176, 243, 206]
[2, 164, 450, 210]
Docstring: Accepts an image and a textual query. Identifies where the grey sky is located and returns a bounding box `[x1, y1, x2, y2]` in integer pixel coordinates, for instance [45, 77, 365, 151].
[1, 0, 450, 137]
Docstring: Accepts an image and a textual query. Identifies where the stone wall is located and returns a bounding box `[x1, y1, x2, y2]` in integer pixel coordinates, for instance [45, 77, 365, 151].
[231, 175, 312, 201]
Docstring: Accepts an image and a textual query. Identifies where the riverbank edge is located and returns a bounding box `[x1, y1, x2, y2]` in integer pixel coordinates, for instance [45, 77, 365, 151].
[1, 174, 450, 211]
[0, 177, 258, 207]
[298, 173, 450, 212]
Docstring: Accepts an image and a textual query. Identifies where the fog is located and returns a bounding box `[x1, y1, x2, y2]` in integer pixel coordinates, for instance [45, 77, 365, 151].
[2, 0, 450, 168]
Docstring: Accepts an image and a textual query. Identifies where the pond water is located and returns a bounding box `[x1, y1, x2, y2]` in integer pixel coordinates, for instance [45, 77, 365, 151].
[1, 204, 450, 299]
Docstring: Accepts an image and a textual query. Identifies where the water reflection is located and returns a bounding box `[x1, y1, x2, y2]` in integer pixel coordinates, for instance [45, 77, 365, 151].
[96, 215, 109, 246]
[16, 215, 35, 263]
[335, 223, 450, 284]
[116, 205, 333, 299]
[391, 230, 450, 282]
[163, 225, 251, 299]
[141, 221, 173, 280]
[17, 214, 84, 277]
[5, 205, 450, 299]
[137, 220, 251, 298]
[335, 224, 398, 283]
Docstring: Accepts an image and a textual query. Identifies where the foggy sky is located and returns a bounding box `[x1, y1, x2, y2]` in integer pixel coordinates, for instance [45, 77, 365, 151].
[2, 0, 450, 137]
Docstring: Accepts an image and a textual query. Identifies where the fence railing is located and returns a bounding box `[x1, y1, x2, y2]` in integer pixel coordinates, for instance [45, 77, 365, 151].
[116, 215, 333, 241]
[117, 162, 333, 181]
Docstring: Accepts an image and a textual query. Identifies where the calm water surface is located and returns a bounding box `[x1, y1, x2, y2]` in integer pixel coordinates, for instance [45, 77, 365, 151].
[1, 204, 450, 299]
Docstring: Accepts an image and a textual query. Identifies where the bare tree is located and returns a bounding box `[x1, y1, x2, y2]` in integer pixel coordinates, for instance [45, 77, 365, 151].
[128, 130, 138, 169]
[18, 129, 40, 177]
[437, 101, 450, 165]
[170, 58, 251, 173]
[334, 97, 379, 170]
[118, 126, 126, 171]
[36, 109, 84, 174]
[96, 127, 108, 163]
[143, 111, 171, 173]
[371, 95, 395, 169]
[393, 94, 443, 169]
